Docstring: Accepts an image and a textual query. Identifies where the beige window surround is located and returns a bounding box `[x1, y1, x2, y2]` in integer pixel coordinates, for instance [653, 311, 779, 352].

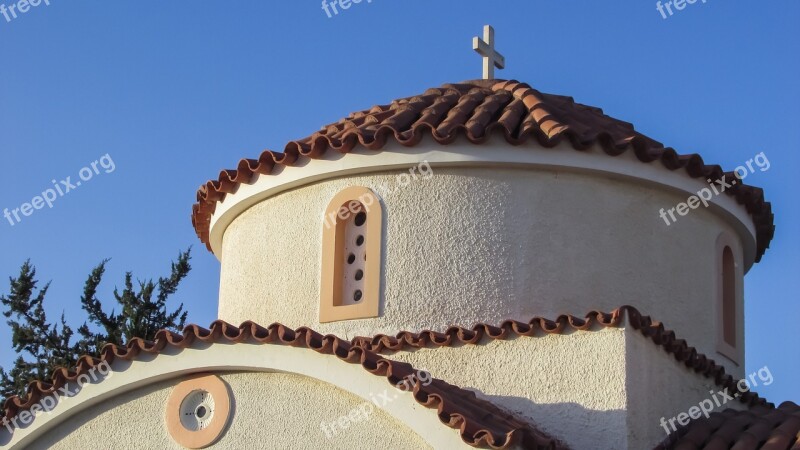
[320, 186, 382, 323]
[165, 374, 232, 449]
[715, 233, 741, 365]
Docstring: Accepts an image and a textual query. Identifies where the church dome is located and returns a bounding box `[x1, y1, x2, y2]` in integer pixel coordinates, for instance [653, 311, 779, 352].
[192, 79, 773, 261]
[192, 78, 772, 373]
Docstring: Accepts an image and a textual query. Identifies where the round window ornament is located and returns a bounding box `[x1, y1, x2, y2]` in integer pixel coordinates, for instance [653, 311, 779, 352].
[166, 374, 231, 448]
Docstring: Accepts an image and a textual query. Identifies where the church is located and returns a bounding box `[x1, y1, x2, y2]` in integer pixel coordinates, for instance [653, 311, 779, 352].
[1, 26, 797, 449]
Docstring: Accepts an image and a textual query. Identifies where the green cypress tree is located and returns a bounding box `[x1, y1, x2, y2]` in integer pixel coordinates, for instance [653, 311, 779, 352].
[0, 249, 191, 399]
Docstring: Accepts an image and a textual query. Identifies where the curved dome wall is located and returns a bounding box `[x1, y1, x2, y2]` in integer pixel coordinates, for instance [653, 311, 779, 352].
[215, 139, 751, 375]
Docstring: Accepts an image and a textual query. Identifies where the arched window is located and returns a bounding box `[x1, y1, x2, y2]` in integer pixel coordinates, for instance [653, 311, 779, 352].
[721, 246, 736, 347]
[716, 234, 740, 364]
[320, 187, 382, 323]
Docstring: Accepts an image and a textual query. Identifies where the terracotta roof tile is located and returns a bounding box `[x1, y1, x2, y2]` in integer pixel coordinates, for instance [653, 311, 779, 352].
[657, 401, 800, 450]
[3, 306, 782, 449]
[350, 305, 770, 410]
[0, 321, 563, 449]
[191, 79, 774, 261]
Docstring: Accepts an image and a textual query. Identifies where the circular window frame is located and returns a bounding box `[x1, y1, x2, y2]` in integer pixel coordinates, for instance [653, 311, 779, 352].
[166, 374, 231, 448]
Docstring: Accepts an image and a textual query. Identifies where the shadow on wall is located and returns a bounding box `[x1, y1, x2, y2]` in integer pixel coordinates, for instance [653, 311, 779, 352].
[482, 394, 627, 450]
[7, 380, 623, 449]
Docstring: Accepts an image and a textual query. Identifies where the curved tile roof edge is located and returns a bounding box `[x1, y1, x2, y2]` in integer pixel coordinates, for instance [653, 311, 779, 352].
[2, 305, 783, 449]
[349, 305, 773, 410]
[0, 321, 562, 450]
[191, 79, 774, 261]
[655, 401, 800, 449]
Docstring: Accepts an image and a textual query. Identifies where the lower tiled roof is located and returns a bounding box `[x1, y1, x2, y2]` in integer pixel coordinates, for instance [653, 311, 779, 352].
[351, 305, 770, 410]
[656, 401, 800, 450]
[2, 306, 789, 449]
[1, 321, 562, 449]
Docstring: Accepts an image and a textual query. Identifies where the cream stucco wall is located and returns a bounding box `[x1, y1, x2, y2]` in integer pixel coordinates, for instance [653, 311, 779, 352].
[31, 372, 432, 450]
[384, 327, 628, 450]
[363, 326, 748, 450]
[9, 326, 752, 450]
[217, 145, 748, 377]
[624, 328, 748, 449]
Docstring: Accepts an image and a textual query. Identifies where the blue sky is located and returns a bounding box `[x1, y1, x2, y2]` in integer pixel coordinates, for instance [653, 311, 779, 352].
[0, 0, 797, 405]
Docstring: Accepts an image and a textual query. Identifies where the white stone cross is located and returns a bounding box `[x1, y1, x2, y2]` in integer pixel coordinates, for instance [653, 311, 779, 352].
[472, 25, 505, 80]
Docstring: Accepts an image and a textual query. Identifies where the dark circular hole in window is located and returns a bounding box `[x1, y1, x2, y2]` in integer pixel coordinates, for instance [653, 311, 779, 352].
[355, 270, 364, 281]
[353, 290, 363, 302]
[356, 235, 364, 246]
[354, 212, 367, 227]
[196, 406, 207, 418]
[347, 254, 356, 264]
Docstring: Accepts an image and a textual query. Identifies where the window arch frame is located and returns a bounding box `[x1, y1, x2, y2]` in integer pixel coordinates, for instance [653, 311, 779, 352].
[715, 232, 742, 364]
[320, 186, 382, 323]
